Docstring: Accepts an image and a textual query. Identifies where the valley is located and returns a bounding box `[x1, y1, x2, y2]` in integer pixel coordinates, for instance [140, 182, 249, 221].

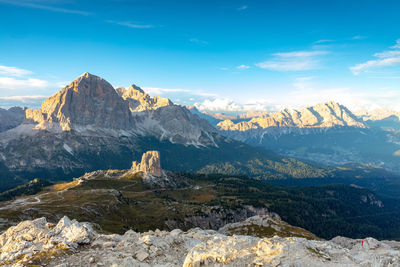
[1, 157, 400, 241]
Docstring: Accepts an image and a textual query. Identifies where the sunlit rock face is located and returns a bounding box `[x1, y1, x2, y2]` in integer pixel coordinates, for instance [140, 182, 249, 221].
[118, 84, 173, 112]
[117, 84, 218, 147]
[25, 72, 134, 131]
[131, 150, 163, 177]
[218, 101, 365, 133]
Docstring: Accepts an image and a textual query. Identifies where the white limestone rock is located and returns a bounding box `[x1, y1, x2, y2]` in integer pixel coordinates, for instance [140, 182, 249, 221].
[0, 216, 97, 265]
[2, 215, 400, 267]
[131, 150, 163, 177]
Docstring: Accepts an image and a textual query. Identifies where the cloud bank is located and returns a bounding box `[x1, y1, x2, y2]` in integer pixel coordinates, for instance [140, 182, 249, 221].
[350, 39, 400, 75]
[256, 50, 328, 71]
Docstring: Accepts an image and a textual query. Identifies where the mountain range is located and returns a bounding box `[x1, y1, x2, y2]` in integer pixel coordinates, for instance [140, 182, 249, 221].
[1, 72, 400, 195]
[202, 102, 400, 174]
[0, 73, 333, 191]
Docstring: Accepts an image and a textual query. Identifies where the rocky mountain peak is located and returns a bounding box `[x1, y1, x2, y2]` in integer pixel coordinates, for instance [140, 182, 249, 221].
[129, 84, 145, 93]
[120, 84, 173, 112]
[25, 73, 133, 131]
[8, 73, 217, 149]
[131, 151, 163, 177]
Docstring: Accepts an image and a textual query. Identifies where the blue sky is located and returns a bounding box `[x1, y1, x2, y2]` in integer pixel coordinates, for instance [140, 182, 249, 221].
[0, 0, 399, 112]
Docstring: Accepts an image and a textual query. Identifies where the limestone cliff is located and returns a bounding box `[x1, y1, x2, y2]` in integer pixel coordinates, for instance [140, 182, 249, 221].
[25, 72, 134, 131]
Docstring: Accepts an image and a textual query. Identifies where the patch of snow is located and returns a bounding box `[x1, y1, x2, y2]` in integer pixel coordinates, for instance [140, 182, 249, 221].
[63, 144, 74, 155]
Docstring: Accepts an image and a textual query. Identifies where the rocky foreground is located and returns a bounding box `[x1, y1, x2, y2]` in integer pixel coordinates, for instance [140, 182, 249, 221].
[1, 216, 399, 267]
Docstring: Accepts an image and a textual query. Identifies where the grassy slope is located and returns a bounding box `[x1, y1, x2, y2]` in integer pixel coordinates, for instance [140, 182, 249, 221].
[1, 173, 399, 240]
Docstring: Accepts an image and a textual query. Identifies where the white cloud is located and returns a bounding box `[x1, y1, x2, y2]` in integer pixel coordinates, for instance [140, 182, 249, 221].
[142, 87, 191, 96]
[106, 20, 154, 29]
[0, 65, 66, 106]
[352, 35, 366, 40]
[0, 95, 47, 108]
[0, 77, 49, 90]
[195, 98, 242, 112]
[286, 86, 400, 111]
[374, 50, 400, 58]
[194, 97, 278, 112]
[350, 39, 400, 75]
[0, 65, 32, 77]
[256, 60, 315, 71]
[237, 64, 250, 70]
[0, 95, 47, 102]
[282, 77, 400, 111]
[189, 38, 208, 45]
[194, 87, 400, 113]
[238, 5, 248, 11]
[194, 74, 400, 113]
[256, 50, 328, 71]
[273, 51, 327, 58]
[141, 87, 217, 99]
[0, 0, 91, 16]
[314, 39, 334, 44]
[351, 58, 400, 75]
[391, 39, 400, 49]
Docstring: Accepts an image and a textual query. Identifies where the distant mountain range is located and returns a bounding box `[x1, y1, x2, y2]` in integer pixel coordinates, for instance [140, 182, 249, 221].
[0, 107, 26, 132]
[189, 102, 400, 174]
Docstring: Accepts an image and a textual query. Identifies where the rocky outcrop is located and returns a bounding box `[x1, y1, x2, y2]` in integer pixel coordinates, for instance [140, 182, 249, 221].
[1, 216, 399, 266]
[0, 216, 97, 266]
[118, 85, 173, 112]
[0, 107, 26, 132]
[218, 214, 319, 240]
[128, 151, 188, 188]
[169, 205, 271, 230]
[131, 151, 163, 177]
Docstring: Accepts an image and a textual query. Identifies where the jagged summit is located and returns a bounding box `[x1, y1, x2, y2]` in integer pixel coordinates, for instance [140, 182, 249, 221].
[80, 71, 97, 78]
[129, 84, 145, 93]
[217, 101, 365, 132]
[119, 84, 173, 112]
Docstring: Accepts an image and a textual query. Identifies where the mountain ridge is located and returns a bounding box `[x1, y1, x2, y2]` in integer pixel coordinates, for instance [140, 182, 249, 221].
[217, 101, 366, 135]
